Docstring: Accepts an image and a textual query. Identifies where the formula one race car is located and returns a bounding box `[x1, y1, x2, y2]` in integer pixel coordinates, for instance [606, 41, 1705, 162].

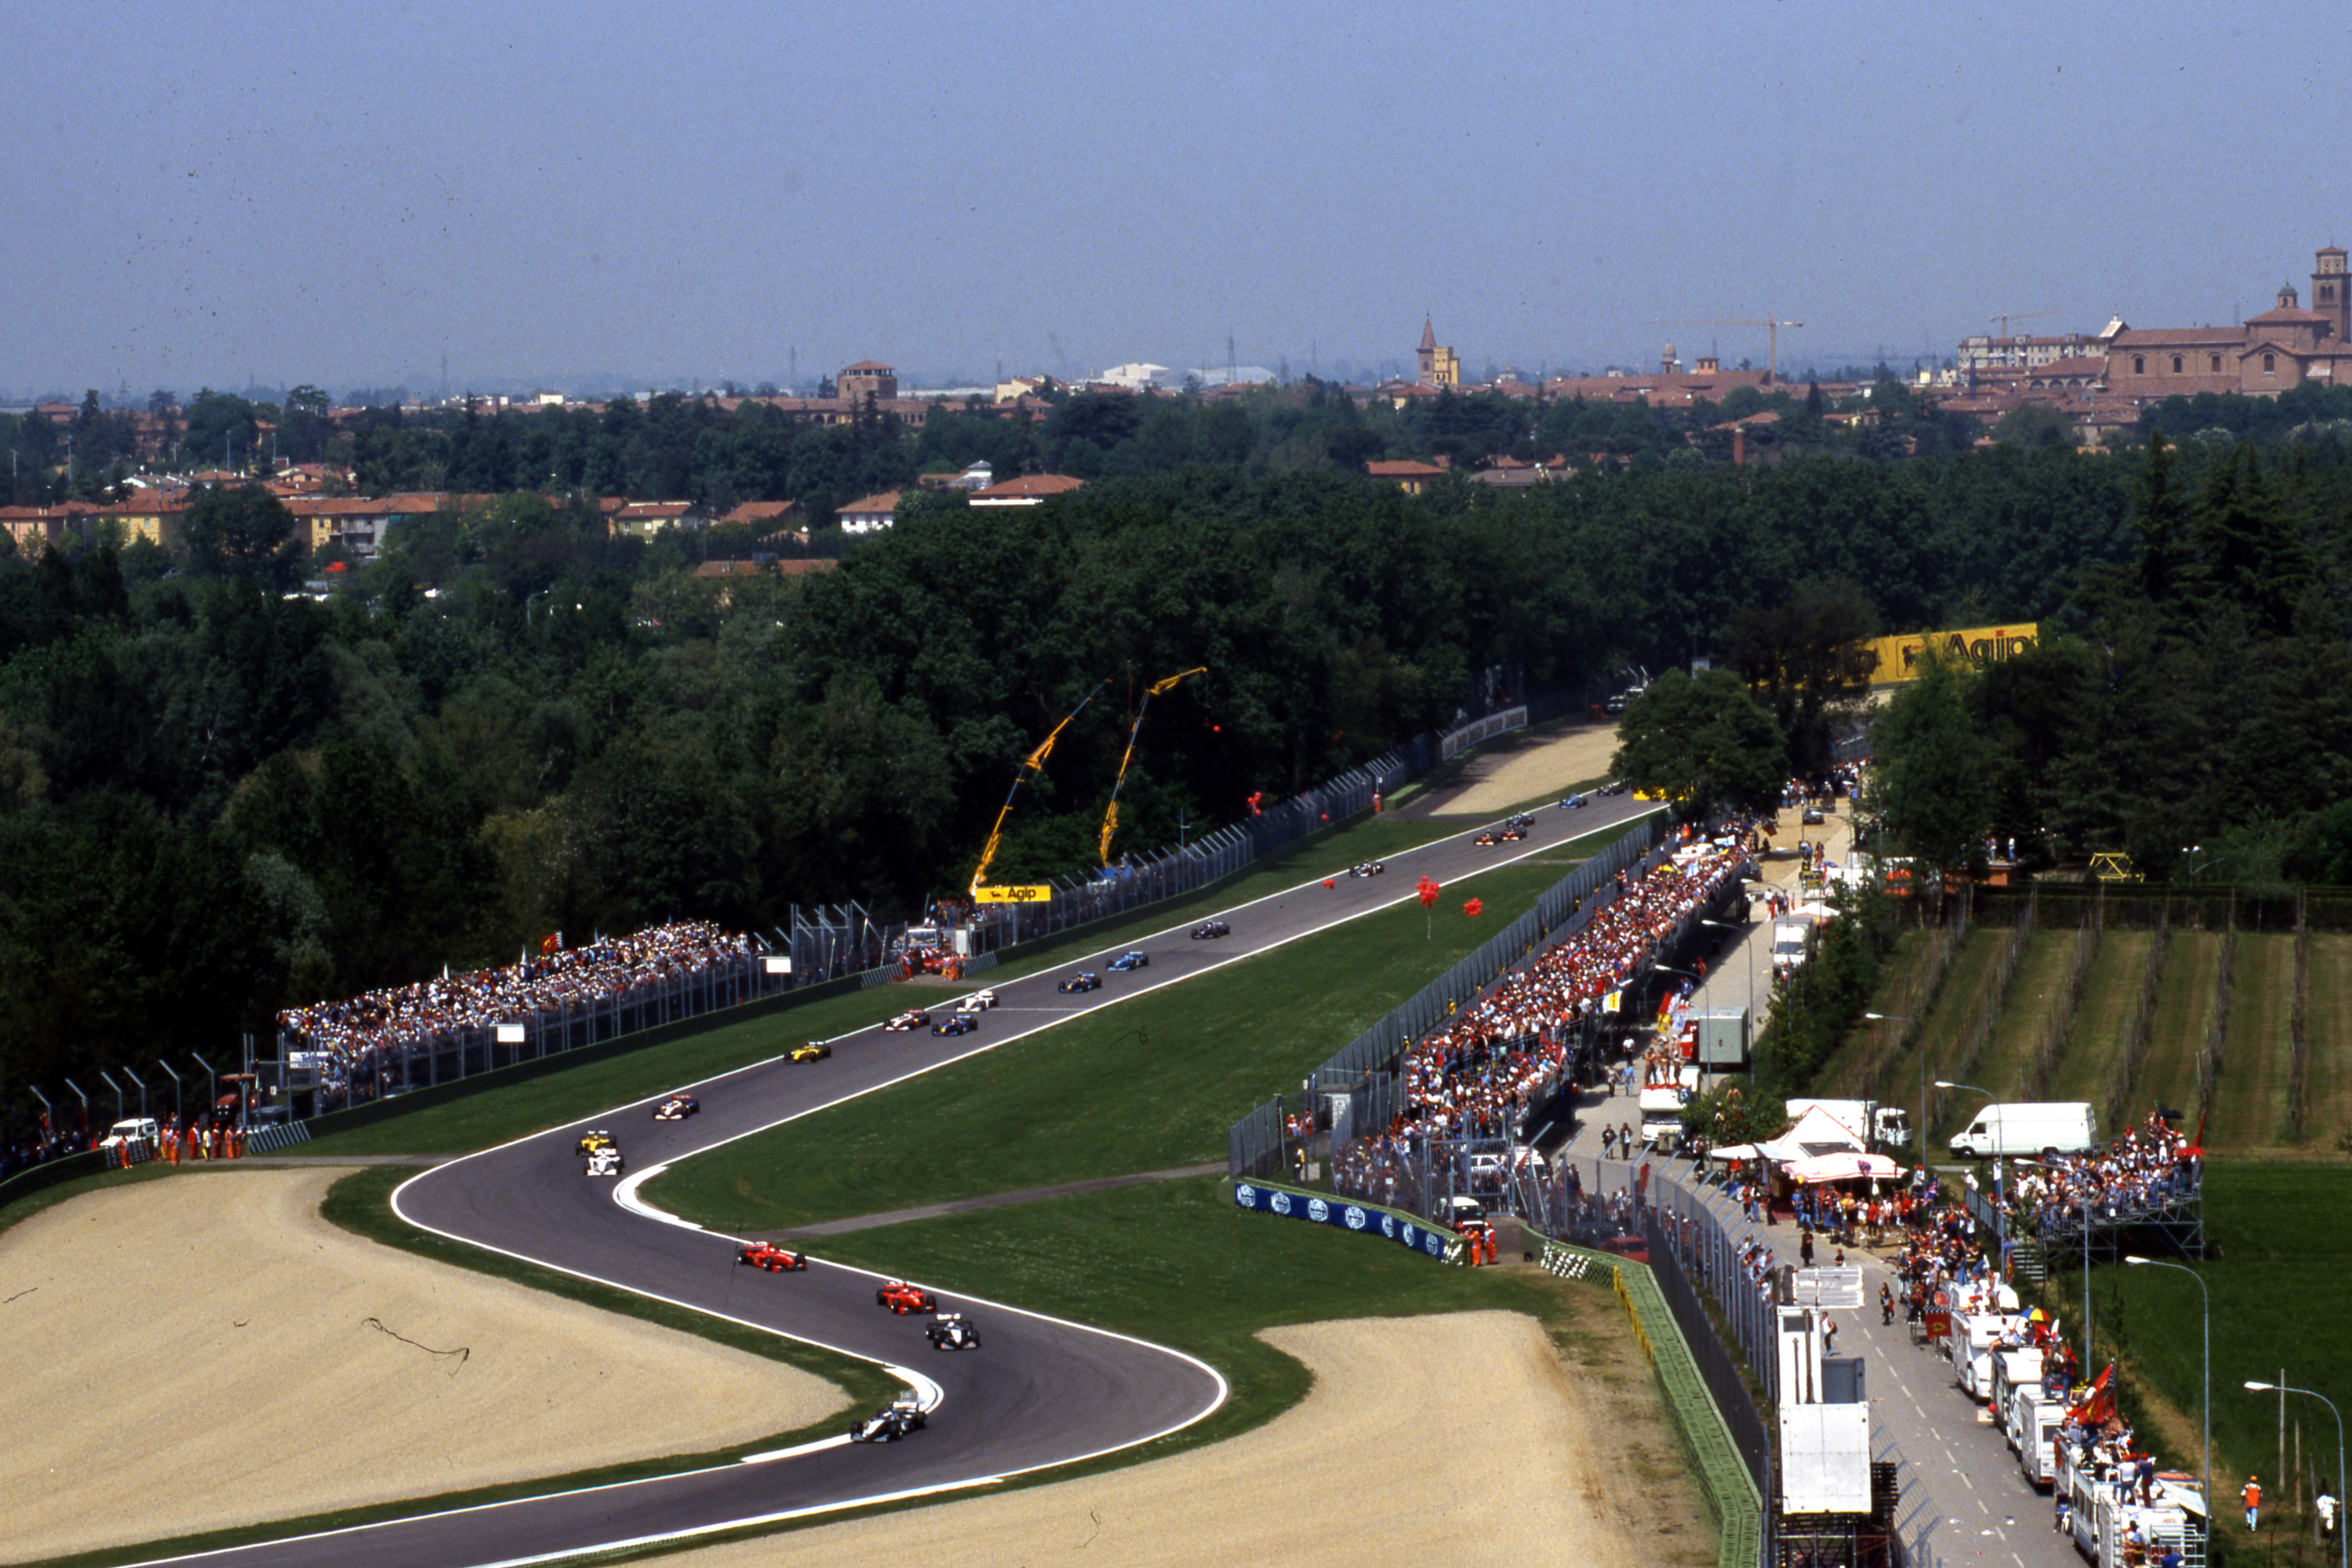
[1057, 972, 1101, 993]
[1474, 830, 1501, 846]
[849, 1397, 928, 1443]
[585, 1145, 624, 1177]
[1558, 793, 1586, 809]
[876, 1279, 938, 1314]
[652, 1095, 699, 1120]
[788, 1042, 832, 1063]
[1347, 860, 1385, 877]
[1107, 950, 1148, 971]
[576, 1129, 616, 1157]
[932, 1014, 978, 1036]
[1190, 920, 1230, 940]
[925, 1312, 981, 1351]
[956, 989, 998, 1013]
[1499, 825, 1528, 841]
[738, 1241, 808, 1272]
[883, 1009, 930, 1032]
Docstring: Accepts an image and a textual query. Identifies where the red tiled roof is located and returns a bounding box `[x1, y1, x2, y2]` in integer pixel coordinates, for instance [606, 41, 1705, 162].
[971, 474, 1084, 500]
[1366, 460, 1446, 477]
[840, 360, 894, 372]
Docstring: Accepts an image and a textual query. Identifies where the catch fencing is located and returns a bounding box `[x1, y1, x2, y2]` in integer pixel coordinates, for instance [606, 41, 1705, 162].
[1228, 811, 1668, 1183]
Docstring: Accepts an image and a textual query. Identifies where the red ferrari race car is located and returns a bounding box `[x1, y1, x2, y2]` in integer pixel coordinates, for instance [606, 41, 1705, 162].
[738, 1242, 808, 1272]
[876, 1279, 938, 1314]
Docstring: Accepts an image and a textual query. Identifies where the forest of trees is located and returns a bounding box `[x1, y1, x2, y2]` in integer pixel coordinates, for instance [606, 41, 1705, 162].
[9, 406, 2352, 1130]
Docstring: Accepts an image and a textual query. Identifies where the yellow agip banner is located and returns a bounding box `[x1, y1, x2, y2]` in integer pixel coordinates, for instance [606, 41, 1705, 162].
[1862, 624, 2040, 683]
[973, 884, 1054, 904]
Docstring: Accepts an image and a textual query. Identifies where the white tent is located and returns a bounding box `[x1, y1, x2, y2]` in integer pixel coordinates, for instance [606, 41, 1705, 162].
[1786, 1151, 1904, 1184]
[1753, 1103, 1869, 1165]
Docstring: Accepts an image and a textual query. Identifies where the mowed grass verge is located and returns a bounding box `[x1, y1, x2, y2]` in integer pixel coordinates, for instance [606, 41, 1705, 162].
[646, 860, 1579, 1232]
[293, 803, 1631, 1163]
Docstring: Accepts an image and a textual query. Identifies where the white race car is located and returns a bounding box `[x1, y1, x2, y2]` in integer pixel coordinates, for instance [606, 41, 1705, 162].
[956, 990, 998, 1014]
[585, 1145, 624, 1177]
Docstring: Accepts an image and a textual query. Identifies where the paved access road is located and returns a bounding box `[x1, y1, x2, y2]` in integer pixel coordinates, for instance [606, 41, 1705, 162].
[126, 793, 1659, 1568]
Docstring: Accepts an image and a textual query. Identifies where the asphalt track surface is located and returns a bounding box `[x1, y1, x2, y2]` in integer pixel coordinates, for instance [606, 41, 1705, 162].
[131, 792, 1660, 1568]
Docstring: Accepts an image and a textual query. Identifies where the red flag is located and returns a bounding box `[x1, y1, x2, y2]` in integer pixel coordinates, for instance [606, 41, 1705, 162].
[539, 931, 562, 954]
[2069, 1362, 2116, 1427]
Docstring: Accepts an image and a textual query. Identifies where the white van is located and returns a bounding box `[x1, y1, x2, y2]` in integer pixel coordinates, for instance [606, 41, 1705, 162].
[1949, 1102, 2097, 1159]
[98, 1117, 158, 1151]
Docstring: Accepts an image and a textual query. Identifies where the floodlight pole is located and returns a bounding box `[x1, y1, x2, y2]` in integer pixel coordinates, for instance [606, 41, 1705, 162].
[121, 1066, 146, 1121]
[98, 1069, 124, 1127]
[2245, 1380, 2343, 1568]
[1863, 1011, 1916, 1166]
[2130, 1255, 2209, 1537]
[157, 1060, 182, 1122]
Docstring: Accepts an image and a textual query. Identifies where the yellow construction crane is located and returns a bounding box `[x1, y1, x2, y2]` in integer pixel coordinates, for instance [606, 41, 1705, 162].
[969, 679, 1108, 895]
[1100, 666, 1207, 864]
[1989, 309, 2054, 339]
[1654, 317, 1805, 382]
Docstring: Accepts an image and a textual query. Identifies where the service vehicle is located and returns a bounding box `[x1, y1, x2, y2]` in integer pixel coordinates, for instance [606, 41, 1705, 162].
[1057, 972, 1101, 993]
[1107, 950, 1148, 971]
[1943, 1299, 2024, 1401]
[1770, 919, 1816, 978]
[882, 1009, 929, 1032]
[1443, 1195, 1486, 1229]
[788, 1041, 832, 1063]
[956, 989, 998, 1012]
[1801, 803, 1826, 825]
[1782, 1097, 1911, 1152]
[737, 1241, 807, 1272]
[652, 1095, 699, 1120]
[1190, 920, 1230, 939]
[585, 1145, 624, 1177]
[849, 1396, 928, 1444]
[1639, 1065, 1702, 1150]
[925, 1312, 981, 1350]
[1347, 860, 1385, 877]
[576, 1129, 616, 1157]
[2056, 1439, 2204, 1567]
[931, 1014, 978, 1036]
[1598, 1233, 1652, 1264]
[98, 1117, 159, 1151]
[876, 1279, 938, 1314]
[1948, 1101, 2098, 1159]
[1988, 1345, 2046, 1439]
[2007, 1384, 2065, 1489]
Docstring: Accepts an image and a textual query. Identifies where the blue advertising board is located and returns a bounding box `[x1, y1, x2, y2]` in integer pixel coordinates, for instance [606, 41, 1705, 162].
[1231, 1180, 1450, 1259]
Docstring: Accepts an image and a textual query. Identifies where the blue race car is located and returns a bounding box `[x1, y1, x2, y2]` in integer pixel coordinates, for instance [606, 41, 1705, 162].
[932, 1014, 978, 1036]
[1057, 972, 1102, 993]
[1107, 950, 1148, 972]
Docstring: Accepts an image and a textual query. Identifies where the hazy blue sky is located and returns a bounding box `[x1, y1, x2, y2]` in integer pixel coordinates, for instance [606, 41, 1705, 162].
[6, 2, 2346, 398]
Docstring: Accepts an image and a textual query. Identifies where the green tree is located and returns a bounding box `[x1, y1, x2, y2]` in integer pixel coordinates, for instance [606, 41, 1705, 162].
[180, 485, 305, 590]
[1723, 580, 1878, 776]
[1868, 654, 1988, 867]
[1990, 400, 2078, 449]
[1610, 667, 1787, 814]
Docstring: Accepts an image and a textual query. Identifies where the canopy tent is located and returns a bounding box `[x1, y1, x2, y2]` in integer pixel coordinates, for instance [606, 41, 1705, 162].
[1705, 1143, 1759, 1162]
[1752, 1103, 1869, 1165]
[1786, 1151, 1905, 1184]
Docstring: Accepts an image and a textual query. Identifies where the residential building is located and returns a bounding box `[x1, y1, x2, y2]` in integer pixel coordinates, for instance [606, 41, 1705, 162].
[838, 490, 901, 532]
[968, 473, 1084, 508]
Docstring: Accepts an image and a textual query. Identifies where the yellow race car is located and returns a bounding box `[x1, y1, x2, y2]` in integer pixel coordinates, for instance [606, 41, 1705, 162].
[789, 1042, 832, 1064]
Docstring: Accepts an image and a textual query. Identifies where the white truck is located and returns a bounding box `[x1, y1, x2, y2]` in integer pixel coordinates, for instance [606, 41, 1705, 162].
[1948, 1101, 2097, 1159]
[1770, 919, 1815, 978]
[1783, 1097, 1912, 1153]
[2057, 1438, 2204, 1567]
[2006, 1383, 2065, 1489]
[1638, 1066, 1701, 1150]
[98, 1117, 158, 1152]
[1944, 1300, 2024, 1401]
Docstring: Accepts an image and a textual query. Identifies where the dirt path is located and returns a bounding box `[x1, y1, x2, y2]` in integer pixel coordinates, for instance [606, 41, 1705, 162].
[1405, 720, 1623, 819]
[0, 1169, 846, 1564]
[662, 1306, 1713, 1568]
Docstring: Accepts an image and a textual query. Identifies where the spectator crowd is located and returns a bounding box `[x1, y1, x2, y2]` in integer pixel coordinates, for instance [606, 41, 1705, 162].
[277, 922, 759, 1111]
[1332, 826, 1753, 1206]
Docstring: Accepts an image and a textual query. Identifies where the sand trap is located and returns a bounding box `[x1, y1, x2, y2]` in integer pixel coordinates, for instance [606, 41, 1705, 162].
[1410, 721, 1623, 818]
[0, 1168, 845, 1563]
[660, 1307, 1714, 1568]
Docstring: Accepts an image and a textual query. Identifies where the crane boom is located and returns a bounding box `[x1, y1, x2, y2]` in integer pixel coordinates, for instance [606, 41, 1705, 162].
[1653, 317, 1805, 381]
[969, 679, 1109, 895]
[1100, 667, 1207, 864]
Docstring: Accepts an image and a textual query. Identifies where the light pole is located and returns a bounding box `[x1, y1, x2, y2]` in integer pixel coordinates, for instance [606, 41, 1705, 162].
[1862, 1010, 1917, 1167]
[2130, 1255, 2209, 1539]
[1701, 917, 1754, 1021]
[2244, 1379, 2343, 1568]
[1937, 1079, 2003, 1270]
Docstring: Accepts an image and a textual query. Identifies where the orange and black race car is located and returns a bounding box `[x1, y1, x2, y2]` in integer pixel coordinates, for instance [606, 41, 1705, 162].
[653, 1095, 698, 1120]
[1499, 825, 1528, 841]
[738, 1242, 808, 1272]
[876, 1279, 938, 1314]
[1473, 830, 1500, 846]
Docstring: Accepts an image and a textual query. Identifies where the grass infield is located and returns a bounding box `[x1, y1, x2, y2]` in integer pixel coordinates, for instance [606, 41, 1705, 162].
[646, 858, 1581, 1232]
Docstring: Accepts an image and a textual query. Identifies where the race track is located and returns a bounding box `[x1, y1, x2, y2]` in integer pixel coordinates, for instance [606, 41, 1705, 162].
[128, 791, 1658, 1568]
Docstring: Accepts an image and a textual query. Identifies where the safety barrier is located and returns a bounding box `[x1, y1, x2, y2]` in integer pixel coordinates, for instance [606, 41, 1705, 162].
[1229, 1178, 1452, 1261]
[1540, 1229, 1766, 1568]
[247, 1122, 312, 1155]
